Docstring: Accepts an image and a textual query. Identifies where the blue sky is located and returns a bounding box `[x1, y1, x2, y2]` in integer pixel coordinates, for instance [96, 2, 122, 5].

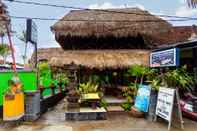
[3, 0, 197, 63]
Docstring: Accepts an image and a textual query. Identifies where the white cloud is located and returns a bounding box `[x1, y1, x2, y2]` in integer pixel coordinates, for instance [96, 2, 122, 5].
[180, 0, 186, 4]
[175, 5, 197, 17]
[89, 2, 145, 10]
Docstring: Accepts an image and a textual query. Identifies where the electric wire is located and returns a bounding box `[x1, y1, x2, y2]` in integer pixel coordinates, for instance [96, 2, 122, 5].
[4, 0, 197, 20]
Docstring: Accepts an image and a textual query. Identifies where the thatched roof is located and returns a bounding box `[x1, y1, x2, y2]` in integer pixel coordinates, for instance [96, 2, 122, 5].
[51, 8, 171, 43]
[34, 48, 150, 69]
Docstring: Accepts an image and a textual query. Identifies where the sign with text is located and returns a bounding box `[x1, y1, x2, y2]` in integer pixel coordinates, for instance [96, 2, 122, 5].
[155, 87, 184, 130]
[26, 19, 37, 44]
[156, 87, 175, 122]
[150, 48, 179, 67]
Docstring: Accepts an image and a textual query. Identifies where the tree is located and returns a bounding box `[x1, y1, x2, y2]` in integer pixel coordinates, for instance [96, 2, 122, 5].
[187, 0, 197, 8]
[17, 30, 27, 64]
[0, 44, 11, 64]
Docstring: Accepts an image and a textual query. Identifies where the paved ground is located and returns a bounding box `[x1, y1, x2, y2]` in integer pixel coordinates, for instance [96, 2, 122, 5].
[0, 100, 197, 131]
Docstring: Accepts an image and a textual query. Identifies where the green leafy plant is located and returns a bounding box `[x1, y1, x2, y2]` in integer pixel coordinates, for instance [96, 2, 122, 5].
[38, 62, 51, 77]
[0, 44, 11, 64]
[56, 73, 70, 86]
[128, 65, 148, 83]
[150, 79, 161, 91]
[100, 99, 108, 108]
[78, 81, 99, 94]
[127, 64, 149, 85]
[122, 82, 138, 102]
[123, 65, 149, 100]
[146, 68, 161, 91]
[121, 101, 132, 112]
[164, 66, 194, 89]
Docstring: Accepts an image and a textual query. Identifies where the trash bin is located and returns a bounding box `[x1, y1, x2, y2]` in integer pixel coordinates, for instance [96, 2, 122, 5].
[24, 90, 40, 121]
[3, 92, 25, 121]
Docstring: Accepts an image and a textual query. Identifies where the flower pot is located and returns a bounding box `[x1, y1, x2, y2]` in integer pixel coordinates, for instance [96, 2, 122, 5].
[66, 96, 79, 103]
[91, 102, 97, 109]
[129, 106, 144, 118]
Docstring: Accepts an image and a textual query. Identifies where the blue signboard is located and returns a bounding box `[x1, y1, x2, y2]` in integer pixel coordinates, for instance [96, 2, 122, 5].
[134, 85, 151, 112]
[150, 48, 180, 67]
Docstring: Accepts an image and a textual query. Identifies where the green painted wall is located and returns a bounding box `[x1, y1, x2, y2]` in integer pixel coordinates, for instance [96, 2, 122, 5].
[0, 70, 37, 106]
[0, 69, 61, 106]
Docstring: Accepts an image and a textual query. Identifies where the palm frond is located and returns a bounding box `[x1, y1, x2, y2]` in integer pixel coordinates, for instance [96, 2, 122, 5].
[187, 0, 197, 8]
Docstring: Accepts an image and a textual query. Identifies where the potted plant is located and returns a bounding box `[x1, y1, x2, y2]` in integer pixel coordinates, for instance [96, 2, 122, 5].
[77, 81, 99, 109]
[67, 89, 80, 103]
[163, 66, 194, 90]
[56, 73, 70, 92]
[125, 65, 149, 116]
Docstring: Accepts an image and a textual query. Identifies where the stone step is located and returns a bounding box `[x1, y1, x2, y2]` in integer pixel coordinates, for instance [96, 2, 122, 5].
[103, 97, 127, 106]
[106, 105, 124, 112]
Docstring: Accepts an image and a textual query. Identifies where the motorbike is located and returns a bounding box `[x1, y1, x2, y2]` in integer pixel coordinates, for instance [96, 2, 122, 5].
[179, 88, 197, 120]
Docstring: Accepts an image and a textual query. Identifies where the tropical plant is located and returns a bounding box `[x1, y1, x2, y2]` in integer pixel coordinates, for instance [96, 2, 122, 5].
[127, 65, 149, 84]
[149, 79, 161, 91]
[38, 62, 51, 77]
[146, 68, 161, 91]
[122, 82, 138, 102]
[100, 99, 108, 108]
[122, 65, 149, 101]
[56, 73, 70, 86]
[0, 44, 11, 64]
[163, 66, 194, 89]
[121, 101, 132, 112]
[78, 81, 99, 94]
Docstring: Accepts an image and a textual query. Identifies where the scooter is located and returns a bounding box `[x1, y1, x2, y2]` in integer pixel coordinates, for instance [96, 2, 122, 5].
[179, 90, 197, 120]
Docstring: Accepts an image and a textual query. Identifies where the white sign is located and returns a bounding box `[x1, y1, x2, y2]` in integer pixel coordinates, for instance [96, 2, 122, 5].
[156, 87, 175, 122]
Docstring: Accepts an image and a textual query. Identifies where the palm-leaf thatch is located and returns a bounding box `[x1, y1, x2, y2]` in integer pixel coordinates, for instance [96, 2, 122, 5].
[187, 0, 197, 8]
[51, 8, 172, 49]
[33, 48, 150, 69]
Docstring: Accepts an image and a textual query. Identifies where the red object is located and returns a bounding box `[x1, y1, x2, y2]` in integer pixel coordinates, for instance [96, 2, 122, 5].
[6, 24, 16, 72]
[180, 93, 197, 121]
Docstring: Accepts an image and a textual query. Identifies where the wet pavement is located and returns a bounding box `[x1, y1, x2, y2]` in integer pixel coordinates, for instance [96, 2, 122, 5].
[0, 100, 197, 131]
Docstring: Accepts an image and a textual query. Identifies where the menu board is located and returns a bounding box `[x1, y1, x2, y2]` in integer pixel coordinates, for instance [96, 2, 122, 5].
[155, 87, 184, 131]
[150, 48, 179, 67]
[156, 87, 175, 121]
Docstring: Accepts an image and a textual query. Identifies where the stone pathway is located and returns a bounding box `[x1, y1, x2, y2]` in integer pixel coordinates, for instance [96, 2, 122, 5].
[0, 99, 197, 131]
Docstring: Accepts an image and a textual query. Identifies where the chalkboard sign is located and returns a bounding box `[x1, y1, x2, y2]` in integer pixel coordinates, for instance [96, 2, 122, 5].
[150, 48, 179, 67]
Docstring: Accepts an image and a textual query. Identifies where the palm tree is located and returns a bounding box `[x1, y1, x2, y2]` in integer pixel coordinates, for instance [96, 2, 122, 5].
[17, 30, 27, 64]
[187, 0, 197, 8]
[0, 44, 11, 64]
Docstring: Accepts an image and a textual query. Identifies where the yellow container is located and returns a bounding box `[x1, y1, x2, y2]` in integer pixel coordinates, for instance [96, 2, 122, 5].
[3, 92, 24, 121]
